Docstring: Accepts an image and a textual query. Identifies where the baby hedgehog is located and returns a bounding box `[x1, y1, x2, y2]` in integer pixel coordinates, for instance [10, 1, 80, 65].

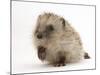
[33, 13, 90, 67]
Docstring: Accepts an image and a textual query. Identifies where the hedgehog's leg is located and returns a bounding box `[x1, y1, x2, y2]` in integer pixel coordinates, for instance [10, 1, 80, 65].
[54, 51, 66, 67]
[84, 52, 90, 59]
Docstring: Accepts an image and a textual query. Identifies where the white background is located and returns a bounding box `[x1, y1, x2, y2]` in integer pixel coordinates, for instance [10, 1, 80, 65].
[0, 0, 99, 75]
[12, 1, 95, 74]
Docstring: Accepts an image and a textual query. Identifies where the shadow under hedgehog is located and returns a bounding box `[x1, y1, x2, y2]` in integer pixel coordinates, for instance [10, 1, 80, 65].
[33, 12, 90, 67]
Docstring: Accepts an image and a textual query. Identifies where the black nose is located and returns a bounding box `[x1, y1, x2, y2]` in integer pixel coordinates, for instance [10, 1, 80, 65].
[37, 34, 43, 39]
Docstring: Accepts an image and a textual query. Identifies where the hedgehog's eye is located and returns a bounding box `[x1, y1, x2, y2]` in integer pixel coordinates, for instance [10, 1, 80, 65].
[46, 25, 54, 31]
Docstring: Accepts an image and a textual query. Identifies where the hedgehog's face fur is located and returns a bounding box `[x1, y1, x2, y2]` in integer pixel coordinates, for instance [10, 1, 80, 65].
[35, 13, 65, 39]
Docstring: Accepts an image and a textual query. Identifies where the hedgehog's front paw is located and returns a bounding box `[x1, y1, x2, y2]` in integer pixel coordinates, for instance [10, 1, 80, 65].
[38, 46, 46, 60]
[53, 54, 66, 67]
[54, 62, 66, 67]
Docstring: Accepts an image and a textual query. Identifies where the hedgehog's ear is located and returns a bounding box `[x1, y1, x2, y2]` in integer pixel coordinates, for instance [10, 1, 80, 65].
[60, 18, 65, 28]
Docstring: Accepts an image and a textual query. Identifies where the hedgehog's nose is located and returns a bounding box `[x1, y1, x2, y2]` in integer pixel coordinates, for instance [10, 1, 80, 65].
[37, 33, 43, 39]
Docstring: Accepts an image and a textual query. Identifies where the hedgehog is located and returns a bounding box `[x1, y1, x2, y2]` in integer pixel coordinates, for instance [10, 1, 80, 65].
[33, 12, 90, 67]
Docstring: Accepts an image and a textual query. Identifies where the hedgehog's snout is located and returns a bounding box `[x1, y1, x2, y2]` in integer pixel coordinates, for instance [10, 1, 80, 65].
[37, 33, 43, 39]
[36, 25, 54, 39]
